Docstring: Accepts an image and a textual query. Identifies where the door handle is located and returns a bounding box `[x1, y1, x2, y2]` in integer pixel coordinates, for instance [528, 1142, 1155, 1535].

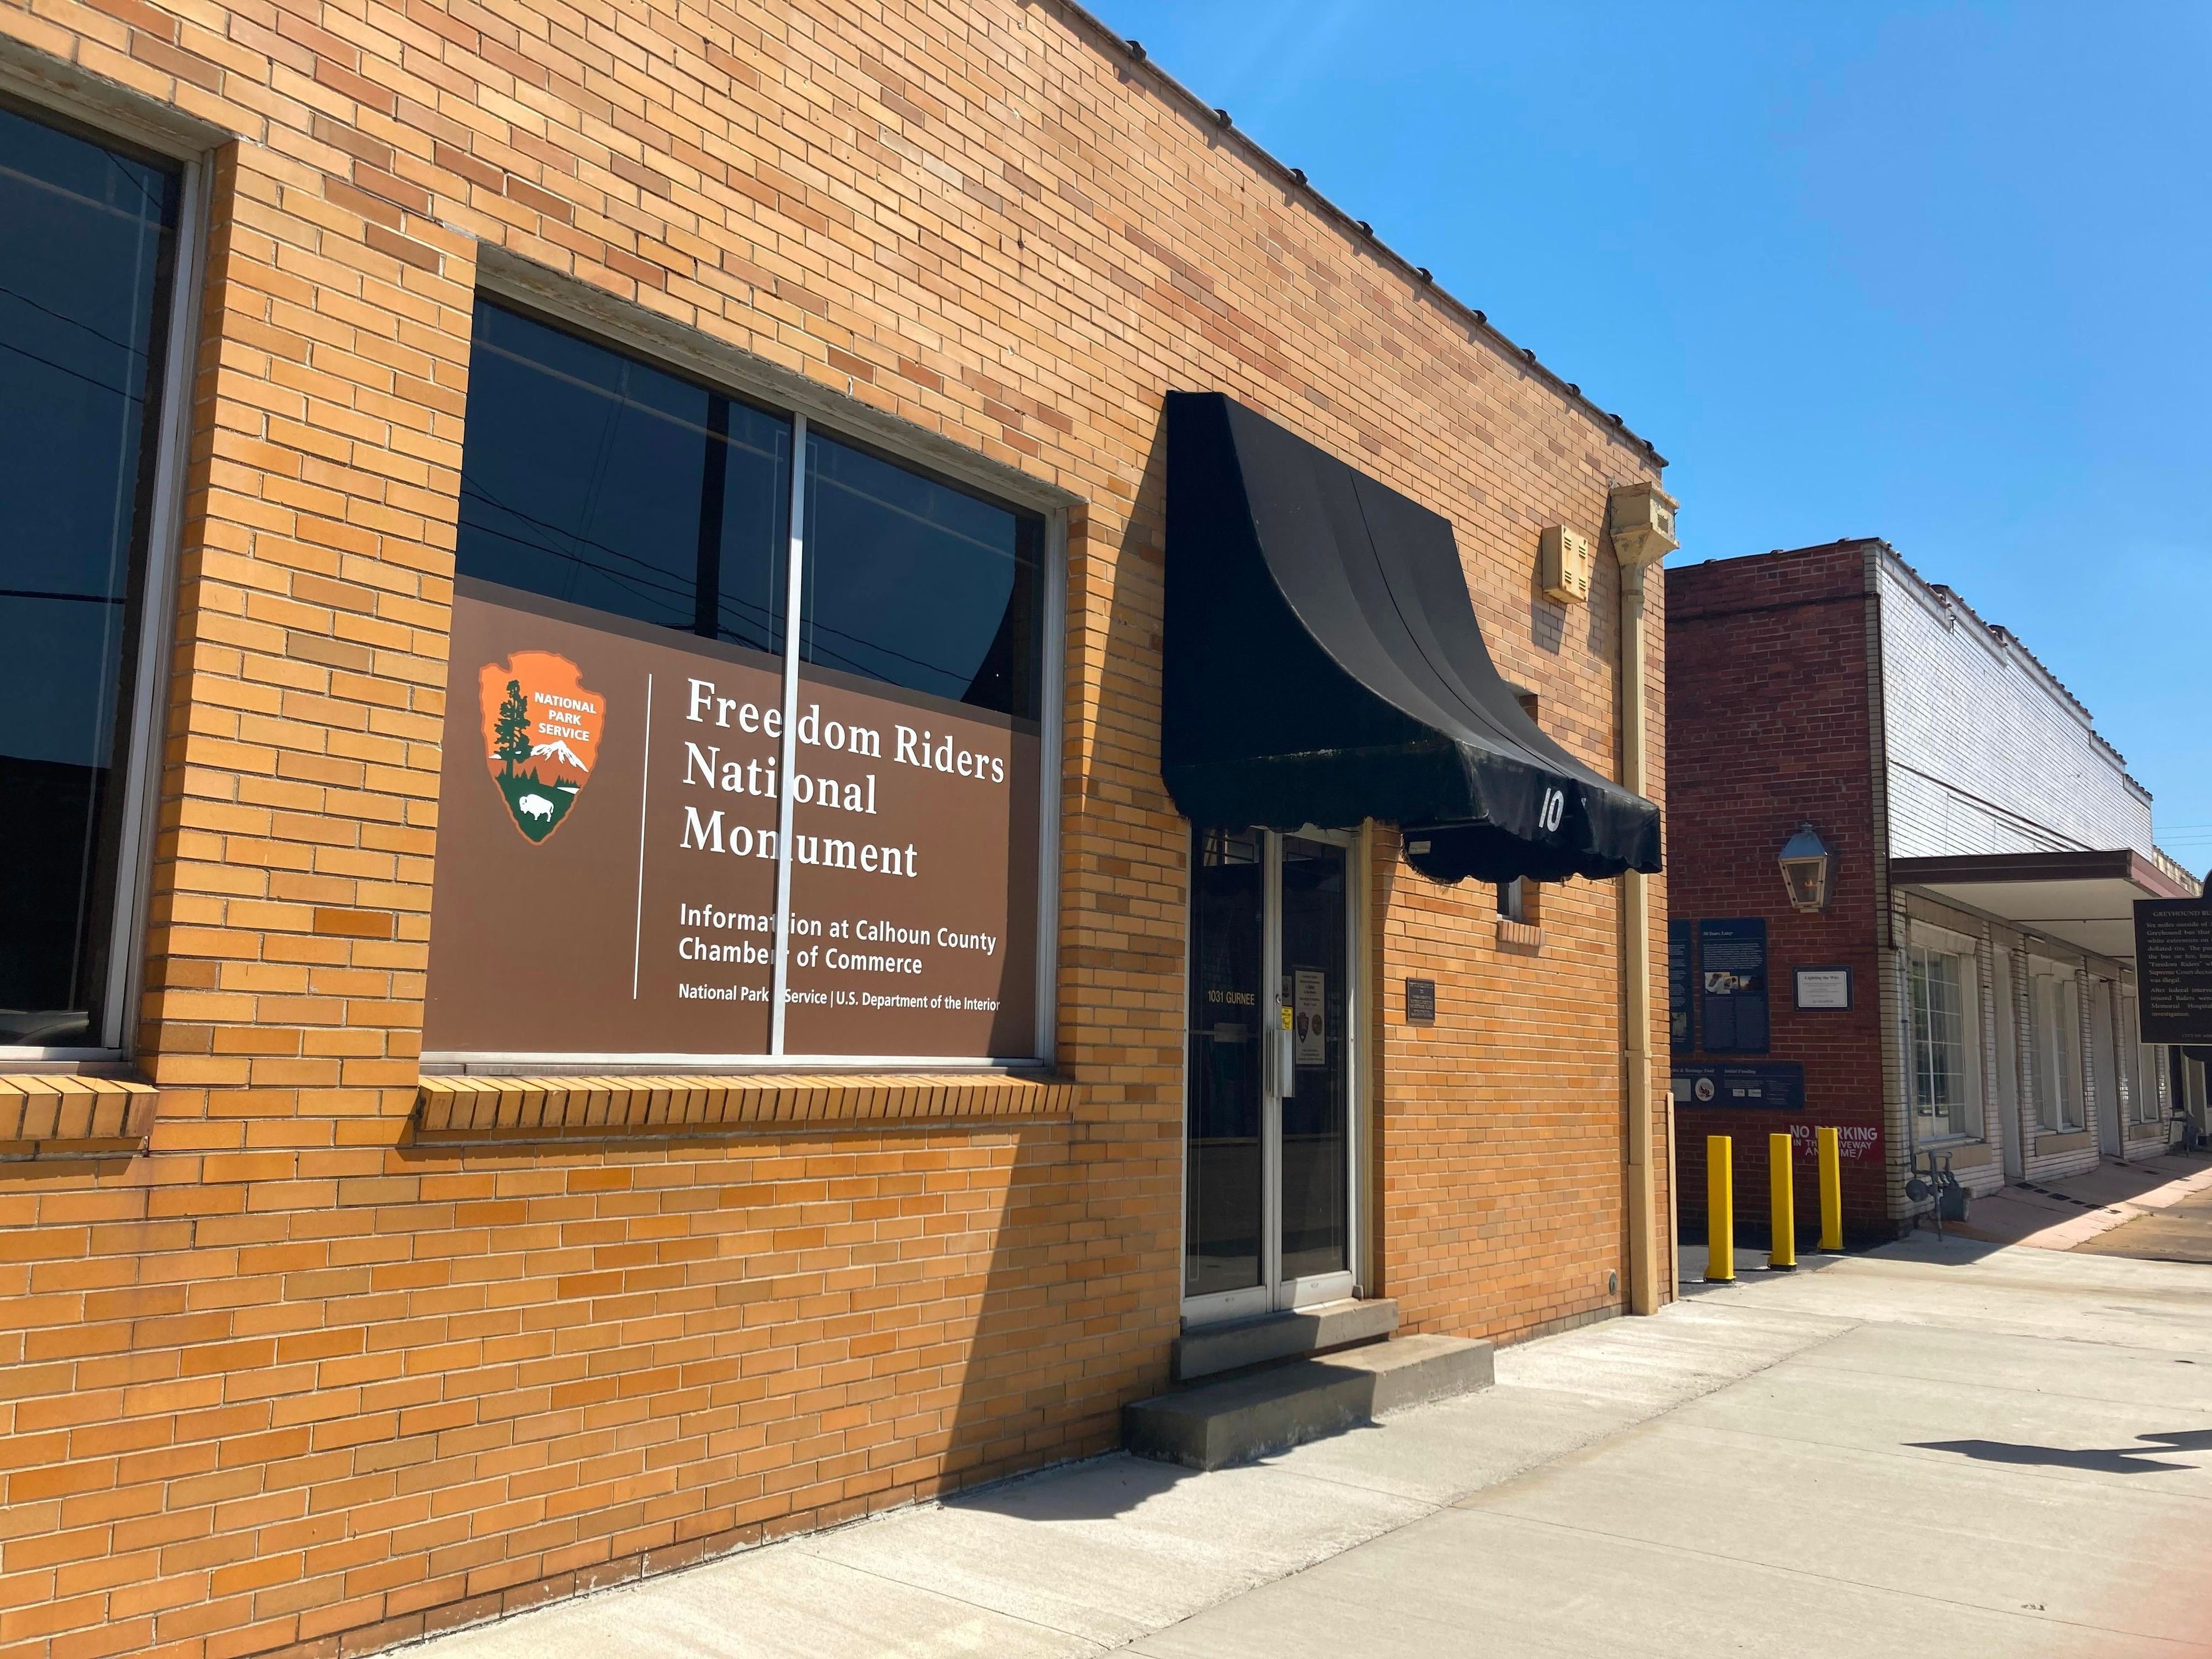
[1276, 1005, 1296, 1099]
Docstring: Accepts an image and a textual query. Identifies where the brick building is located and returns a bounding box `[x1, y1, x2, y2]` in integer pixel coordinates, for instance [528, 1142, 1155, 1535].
[1667, 540, 2197, 1244]
[0, 2, 1675, 1654]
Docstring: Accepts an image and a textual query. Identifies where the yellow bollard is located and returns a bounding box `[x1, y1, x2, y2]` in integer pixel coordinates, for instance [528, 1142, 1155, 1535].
[1817, 1126, 1843, 1253]
[1705, 1135, 1734, 1282]
[1767, 1132, 1797, 1270]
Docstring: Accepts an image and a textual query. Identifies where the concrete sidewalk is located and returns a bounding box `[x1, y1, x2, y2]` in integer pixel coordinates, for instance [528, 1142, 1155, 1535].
[1949, 1149, 2212, 1254]
[404, 1237, 2212, 1659]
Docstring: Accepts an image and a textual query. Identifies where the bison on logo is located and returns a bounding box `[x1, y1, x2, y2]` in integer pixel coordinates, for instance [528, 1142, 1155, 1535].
[476, 652, 606, 844]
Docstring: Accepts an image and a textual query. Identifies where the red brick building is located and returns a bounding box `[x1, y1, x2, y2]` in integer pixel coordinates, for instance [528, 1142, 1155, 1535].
[1668, 542, 2194, 1245]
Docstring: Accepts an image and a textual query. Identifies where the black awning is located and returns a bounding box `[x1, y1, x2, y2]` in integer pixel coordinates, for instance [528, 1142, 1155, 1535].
[1162, 391, 1662, 884]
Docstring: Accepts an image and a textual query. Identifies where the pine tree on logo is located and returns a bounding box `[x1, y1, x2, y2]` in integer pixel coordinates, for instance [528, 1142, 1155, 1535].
[494, 679, 531, 778]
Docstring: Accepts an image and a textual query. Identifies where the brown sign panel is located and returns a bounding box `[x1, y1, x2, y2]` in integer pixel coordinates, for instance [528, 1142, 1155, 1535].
[423, 584, 1041, 1060]
[779, 668, 1039, 1058]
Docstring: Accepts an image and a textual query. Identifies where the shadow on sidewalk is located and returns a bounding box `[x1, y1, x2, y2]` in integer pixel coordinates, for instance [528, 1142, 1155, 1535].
[940, 1447, 1201, 1522]
[1909, 1430, 2205, 1475]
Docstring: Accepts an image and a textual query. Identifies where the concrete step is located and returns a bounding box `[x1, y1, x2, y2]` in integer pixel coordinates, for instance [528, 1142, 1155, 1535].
[1126, 1332, 1494, 1471]
[1173, 1297, 1399, 1382]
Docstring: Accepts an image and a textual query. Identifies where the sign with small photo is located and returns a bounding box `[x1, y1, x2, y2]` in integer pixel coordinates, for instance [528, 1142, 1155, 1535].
[1671, 1062, 1805, 1111]
[1697, 918, 1768, 1052]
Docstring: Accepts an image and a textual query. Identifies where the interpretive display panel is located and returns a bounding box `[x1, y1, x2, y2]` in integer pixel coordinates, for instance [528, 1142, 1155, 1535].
[1697, 917, 1770, 1053]
[2137, 899, 2212, 1044]
[1671, 1062, 1805, 1111]
[1668, 918, 1694, 1054]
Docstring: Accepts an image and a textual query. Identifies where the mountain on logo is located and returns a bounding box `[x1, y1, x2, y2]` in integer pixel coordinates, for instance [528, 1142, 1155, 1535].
[531, 738, 591, 773]
[477, 650, 608, 844]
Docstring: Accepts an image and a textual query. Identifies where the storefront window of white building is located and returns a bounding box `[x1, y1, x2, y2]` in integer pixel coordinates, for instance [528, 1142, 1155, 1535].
[0, 100, 188, 1056]
[1907, 939, 1979, 1139]
[2120, 990, 2156, 1125]
[2032, 968, 2084, 1132]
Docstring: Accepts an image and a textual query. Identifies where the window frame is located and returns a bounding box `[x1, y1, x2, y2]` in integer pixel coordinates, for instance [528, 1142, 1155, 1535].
[2029, 961, 2085, 1134]
[2119, 986, 2155, 1126]
[1495, 877, 1525, 924]
[0, 89, 210, 1066]
[1904, 923, 1982, 1143]
[454, 297, 798, 655]
[435, 274, 1072, 1071]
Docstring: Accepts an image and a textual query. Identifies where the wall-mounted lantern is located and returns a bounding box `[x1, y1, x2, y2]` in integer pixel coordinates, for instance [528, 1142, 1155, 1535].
[1778, 823, 1833, 914]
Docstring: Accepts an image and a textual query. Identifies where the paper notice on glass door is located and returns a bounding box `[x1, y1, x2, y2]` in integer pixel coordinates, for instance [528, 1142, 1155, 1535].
[1293, 968, 1325, 1066]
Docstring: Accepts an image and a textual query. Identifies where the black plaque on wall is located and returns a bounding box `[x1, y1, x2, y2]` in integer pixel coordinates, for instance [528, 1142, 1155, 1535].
[1668, 918, 1694, 1055]
[1698, 917, 1769, 1054]
[1404, 978, 1437, 1025]
[2137, 899, 2212, 1043]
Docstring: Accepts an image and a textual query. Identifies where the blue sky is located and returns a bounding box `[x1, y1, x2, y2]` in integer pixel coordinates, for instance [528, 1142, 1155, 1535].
[1094, 2, 2212, 869]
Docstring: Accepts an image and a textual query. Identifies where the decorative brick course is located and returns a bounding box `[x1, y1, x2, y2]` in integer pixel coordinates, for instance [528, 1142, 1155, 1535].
[0, 1077, 160, 1150]
[412, 1073, 1077, 1139]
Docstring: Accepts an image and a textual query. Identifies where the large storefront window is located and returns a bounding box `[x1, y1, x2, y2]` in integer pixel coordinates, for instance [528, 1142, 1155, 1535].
[2032, 968, 2083, 1132]
[0, 103, 182, 1052]
[457, 301, 790, 650]
[424, 299, 1051, 1064]
[800, 430, 1041, 716]
[1906, 942, 1978, 1140]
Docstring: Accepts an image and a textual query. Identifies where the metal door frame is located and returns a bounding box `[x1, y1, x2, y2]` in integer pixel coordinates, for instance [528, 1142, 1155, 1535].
[1182, 824, 1363, 1327]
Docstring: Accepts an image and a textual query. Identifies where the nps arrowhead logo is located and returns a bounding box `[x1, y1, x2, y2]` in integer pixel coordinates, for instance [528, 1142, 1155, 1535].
[478, 652, 606, 844]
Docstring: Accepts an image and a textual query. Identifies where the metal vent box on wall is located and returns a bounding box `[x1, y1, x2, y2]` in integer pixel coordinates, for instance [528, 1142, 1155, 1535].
[1539, 525, 1593, 605]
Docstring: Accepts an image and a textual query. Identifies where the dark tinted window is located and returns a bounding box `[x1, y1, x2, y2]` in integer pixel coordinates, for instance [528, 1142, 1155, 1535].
[801, 431, 1043, 718]
[456, 301, 791, 653]
[0, 102, 179, 1047]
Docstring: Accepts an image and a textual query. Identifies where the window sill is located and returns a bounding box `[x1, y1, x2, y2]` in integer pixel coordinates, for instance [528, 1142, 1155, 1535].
[412, 1070, 1077, 1143]
[1496, 919, 1543, 953]
[2033, 1130, 2092, 1154]
[0, 1074, 157, 1156]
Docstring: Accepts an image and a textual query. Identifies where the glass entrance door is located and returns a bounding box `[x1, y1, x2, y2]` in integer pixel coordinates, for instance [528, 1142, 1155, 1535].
[1185, 827, 1357, 1323]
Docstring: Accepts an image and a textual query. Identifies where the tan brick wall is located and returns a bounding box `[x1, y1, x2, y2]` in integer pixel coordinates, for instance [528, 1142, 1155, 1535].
[0, 0, 1669, 1653]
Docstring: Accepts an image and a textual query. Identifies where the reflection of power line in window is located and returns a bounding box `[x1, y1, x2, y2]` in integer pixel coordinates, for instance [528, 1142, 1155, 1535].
[478, 338, 790, 464]
[809, 469, 1027, 567]
[464, 481, 791, 652]
[460, 489, 688, 599]
[0, 335, 135, 399]
[800, 613, 980, 689]
[459, 519, 689, 618]
[0, 283, 150, 357]
[0, 146, 172, 221]
[461, 478, 1017, 696]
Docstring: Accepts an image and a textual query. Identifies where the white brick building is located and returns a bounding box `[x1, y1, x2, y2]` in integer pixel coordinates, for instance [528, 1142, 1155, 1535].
[1875, 548, 2195, 1191]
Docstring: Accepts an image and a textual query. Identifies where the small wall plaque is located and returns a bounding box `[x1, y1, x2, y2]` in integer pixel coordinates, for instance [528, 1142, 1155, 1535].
[1794, 966, 1853, 1010]
[1405, 978, 1437, 1025]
